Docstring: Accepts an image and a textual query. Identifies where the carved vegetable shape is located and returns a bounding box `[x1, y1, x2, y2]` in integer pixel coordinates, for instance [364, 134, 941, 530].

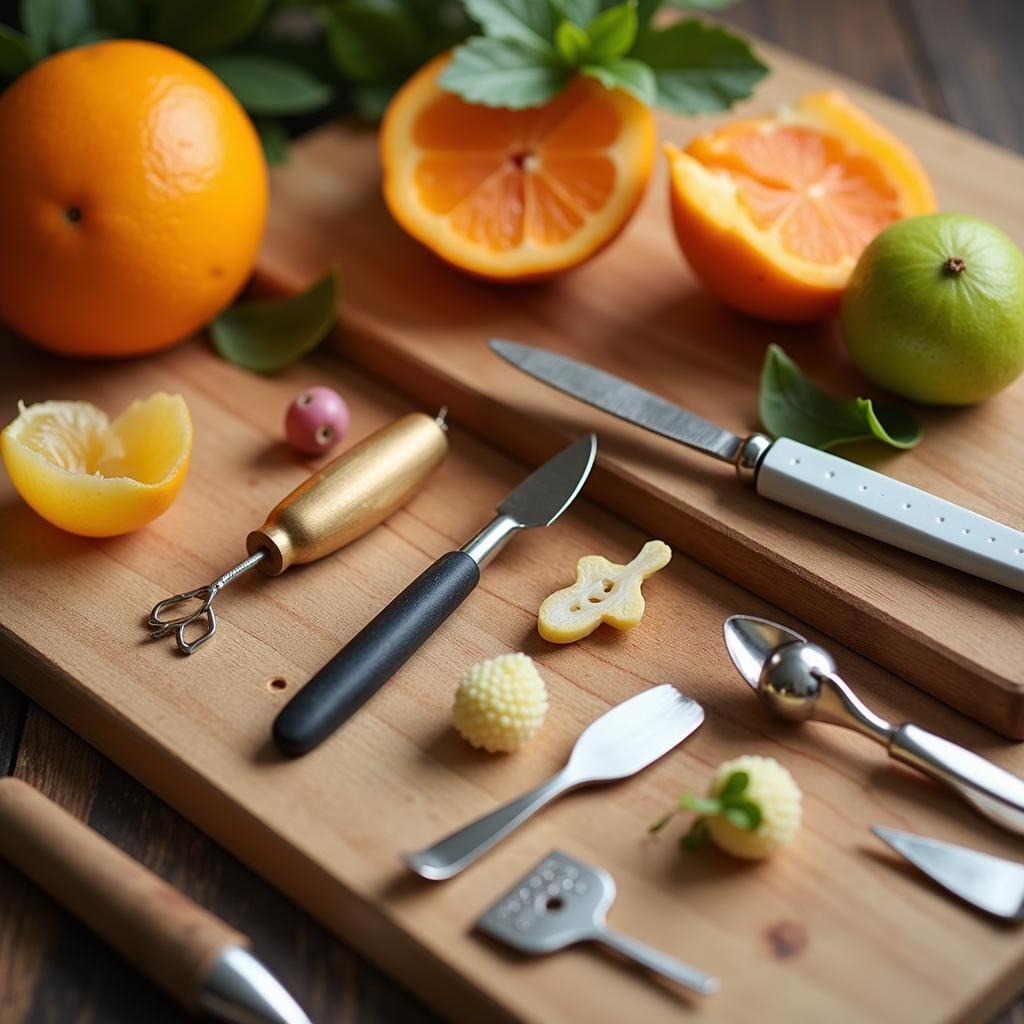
[538, 540, 672, 644]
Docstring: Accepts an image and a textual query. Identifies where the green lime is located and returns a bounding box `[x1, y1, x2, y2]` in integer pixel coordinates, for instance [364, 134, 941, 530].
[840, 213, 1024, 405]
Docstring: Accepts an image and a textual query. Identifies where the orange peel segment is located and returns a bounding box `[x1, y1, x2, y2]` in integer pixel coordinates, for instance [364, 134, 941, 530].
[1, 392, 192, 537]
[381, 55, 657, 281]
[666, 90, 936, 323]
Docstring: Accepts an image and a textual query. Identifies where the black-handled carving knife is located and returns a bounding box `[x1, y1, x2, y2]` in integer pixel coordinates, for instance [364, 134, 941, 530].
[273, 433, 597, 756]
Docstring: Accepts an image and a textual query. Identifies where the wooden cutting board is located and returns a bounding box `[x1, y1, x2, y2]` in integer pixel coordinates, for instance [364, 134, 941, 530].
[3, 334, 1024, 1024]
[256, 40, 1024, 737]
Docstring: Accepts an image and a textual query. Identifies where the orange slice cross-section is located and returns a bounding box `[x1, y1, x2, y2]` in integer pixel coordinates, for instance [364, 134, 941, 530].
[381, 55, 656, 281]
[666, 91, 936, 322]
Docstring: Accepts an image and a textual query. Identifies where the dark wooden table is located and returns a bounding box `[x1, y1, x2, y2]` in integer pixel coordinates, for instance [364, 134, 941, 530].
[2, 2, 1023, 1021]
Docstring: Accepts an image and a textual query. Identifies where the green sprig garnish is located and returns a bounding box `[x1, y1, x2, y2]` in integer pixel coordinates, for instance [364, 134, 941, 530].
[440, 0, 767, 113]
[649, 770, 763, 850]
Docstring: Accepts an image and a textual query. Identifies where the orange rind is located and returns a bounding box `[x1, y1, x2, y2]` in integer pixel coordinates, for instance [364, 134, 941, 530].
[666, 91, 936, 322]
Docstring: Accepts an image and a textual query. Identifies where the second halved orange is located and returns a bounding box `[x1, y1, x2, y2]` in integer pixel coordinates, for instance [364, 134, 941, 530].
[666, 91, 936, 323]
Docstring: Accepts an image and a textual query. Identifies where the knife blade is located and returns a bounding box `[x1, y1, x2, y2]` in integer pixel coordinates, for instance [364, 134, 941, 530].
[489, 339, 743, 464]
[872, 825, 1024, 919]
[490, 339, 1024, 594]
[273, 434, 597, 755]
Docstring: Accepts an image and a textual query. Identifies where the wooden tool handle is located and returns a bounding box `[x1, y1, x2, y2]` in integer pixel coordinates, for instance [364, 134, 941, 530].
[0, 777, 246, 1011]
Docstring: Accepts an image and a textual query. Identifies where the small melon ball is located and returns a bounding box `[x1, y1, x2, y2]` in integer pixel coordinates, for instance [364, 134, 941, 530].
[707, 755, 802, 859]
[453, 653, 548, 753]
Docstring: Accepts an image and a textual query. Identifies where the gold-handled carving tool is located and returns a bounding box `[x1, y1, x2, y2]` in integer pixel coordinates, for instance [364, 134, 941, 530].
[148, 409, 448, 654]
[0, 777, 314, 1024]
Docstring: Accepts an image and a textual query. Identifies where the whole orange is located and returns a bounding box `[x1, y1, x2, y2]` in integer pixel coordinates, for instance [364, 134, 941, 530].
[0, 40, 268, 357]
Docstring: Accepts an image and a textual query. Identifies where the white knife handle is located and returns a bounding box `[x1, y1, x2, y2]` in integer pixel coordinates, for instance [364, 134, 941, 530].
[755, 438, 1024, 593]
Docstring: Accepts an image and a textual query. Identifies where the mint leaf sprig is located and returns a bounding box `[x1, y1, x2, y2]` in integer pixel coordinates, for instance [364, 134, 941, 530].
[440, 0, 767, 113]
[649, 770, 762, 850]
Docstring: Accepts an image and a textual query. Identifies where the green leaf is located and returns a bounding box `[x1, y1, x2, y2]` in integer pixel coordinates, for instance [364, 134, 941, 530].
[21, 0, 91, 57]
[151, 0, 269, 54]
[648, 808, 676, 833]
[325, 2, 421, 83]
[204, 54, 333, 116]
[630, 20, 768, 114]
[440, 36, 569, 109]
[0, 26, 32, 78]
[463, 0, 558, 53]
[759, 344, 922, 451]
[211, 271, 338, 374]
[554, 0, 600, 26]
[92, 0, 141, 36]
[724, 803, 761, 832]
[681, 816, 711, 850]
[633, 0, 660, 27]
[679, 793, 722, 816]
[255, 118, 289, 165]
[581, 57, 655, 104]
[74, 27, 115, 45]
[352, 82, 399, 122]
[735, 800, 762, 830]
[555, 18, 589, 63]
[718, 770, 749, 801]
[582, 2, 636, 61]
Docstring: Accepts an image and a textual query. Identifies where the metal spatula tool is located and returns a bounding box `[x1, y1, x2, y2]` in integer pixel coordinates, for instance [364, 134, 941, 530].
[406, 686, 704, 880]
[477, 849, 720, 996]
[872, 825, 1024, 920]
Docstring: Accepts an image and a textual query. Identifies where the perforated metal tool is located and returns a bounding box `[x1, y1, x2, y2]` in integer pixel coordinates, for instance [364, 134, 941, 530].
[148, 411, 447, 654]
[477, 850, 719, 996]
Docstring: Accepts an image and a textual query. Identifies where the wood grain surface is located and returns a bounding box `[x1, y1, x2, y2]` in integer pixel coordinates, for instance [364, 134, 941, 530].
[4, 326, 1024, 1024]
[3, 3, 1024, 1023]
[257, 41, 1024, 737]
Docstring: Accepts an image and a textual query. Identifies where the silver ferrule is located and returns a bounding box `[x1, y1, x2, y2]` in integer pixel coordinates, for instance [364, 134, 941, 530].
[199, 945, 311, 1024]
[734, 433, 773, 482]
[459, 513, 522, 567]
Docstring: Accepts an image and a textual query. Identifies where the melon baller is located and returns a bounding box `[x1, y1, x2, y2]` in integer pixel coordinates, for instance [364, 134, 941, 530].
[147, 409, 448, 654]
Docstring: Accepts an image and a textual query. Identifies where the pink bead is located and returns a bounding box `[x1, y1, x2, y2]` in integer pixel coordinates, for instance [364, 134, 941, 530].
[285, 386, 349, 455]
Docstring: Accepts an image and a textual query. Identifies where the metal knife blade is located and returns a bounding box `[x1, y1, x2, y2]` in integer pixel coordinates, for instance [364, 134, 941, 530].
[498, 431, 597, 528]
[872, 825, 1024, 919]
[489, 338, 743, 464]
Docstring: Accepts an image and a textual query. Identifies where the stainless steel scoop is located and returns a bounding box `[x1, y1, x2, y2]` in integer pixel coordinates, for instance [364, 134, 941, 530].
[723, 615, 1024, 836]
[477, 850, 719, 996]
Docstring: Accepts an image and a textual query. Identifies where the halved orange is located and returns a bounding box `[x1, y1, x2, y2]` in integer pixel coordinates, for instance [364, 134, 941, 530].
[381, 54, 657, 281]
[666, 91, 936, 323]
[1, 393, 192, 537]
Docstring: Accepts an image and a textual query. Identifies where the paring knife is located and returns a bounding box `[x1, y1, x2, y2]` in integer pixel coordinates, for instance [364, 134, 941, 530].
[872, 825, 1024, 919]
[490, 339, 1024, 593]
[274, 433, 598, 756]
